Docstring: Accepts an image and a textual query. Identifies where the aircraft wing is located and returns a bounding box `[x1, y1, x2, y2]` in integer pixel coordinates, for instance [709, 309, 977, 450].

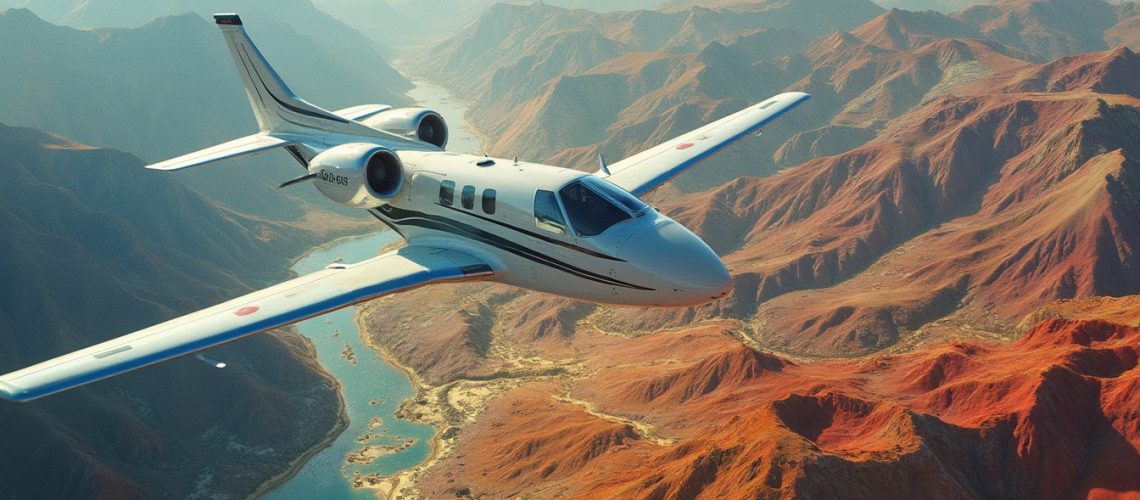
[603, 92, 810, 196]
[0, 245, 493, 402]
[146, 133, 291, 171]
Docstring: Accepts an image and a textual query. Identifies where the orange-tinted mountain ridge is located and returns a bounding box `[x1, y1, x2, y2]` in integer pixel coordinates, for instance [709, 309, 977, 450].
[365, 1, 1140, 497]
[408, 298, 1140, 499]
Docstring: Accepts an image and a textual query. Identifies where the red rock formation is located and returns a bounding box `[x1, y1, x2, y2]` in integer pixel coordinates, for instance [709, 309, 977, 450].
[389, 5, 1140, 496]
[421, 301, 1140, 499]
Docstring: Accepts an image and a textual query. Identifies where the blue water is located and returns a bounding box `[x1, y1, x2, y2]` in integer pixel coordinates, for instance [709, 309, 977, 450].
[269, 75, 482, 498]
[266, 231, 435, 499]
[405, 77, 484, 155]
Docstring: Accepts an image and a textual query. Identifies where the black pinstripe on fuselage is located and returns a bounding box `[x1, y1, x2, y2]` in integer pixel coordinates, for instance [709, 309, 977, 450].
[370, 205, 653, 291]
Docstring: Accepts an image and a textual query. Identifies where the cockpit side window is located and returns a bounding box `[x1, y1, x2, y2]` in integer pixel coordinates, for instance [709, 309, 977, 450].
[534, 190, 568, 235]
[559, 180, 631, 237]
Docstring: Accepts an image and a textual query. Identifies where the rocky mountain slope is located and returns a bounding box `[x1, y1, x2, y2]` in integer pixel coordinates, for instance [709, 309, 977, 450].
[417, 298, 1140, 498]
[0, 124, 343, 498]
[414, 0, 1139, 192]
[354, 0, 1140, 496]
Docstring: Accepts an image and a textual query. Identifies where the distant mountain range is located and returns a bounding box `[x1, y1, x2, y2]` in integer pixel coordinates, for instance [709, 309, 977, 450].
[413, 0, 1139, 191]
[0, 7, 407, 219]
[0, 0, 405, 70]
[0, 124, 342, 498]
[320, 0, 674, 44]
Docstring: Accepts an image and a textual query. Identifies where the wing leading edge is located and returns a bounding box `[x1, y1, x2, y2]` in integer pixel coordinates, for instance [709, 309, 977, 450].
[0, 246, 493, 402]
[604, 92, 810, 196]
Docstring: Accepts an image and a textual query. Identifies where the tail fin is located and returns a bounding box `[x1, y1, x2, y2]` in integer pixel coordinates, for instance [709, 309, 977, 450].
[213, 13, 352, 133]
[146, 14, 424, 171]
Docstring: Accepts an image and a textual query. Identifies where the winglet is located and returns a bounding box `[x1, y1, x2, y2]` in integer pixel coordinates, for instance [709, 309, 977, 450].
[598, 153, 611, 176]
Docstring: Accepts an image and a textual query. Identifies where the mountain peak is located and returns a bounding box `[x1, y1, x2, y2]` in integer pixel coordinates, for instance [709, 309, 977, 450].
[0, 8, 54, 30]
[852, 7, 979, 51]
[1002, 46, 1140, 96]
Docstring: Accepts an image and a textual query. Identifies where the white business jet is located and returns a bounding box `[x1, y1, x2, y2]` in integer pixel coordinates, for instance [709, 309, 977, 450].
[0, 14, 809, 402]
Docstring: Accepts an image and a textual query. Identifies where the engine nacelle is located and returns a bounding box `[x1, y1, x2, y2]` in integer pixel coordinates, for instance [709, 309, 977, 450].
[362, 107, 449, 148]
[309, 143, 404, 208]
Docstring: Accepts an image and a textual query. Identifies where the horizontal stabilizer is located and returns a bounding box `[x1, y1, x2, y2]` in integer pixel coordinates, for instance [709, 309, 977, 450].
[146, 133, 289, 171]
[333, 104, 392, 122]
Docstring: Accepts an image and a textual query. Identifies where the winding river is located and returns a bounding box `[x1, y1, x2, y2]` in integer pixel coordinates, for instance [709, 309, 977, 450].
[266, 79, 482, 498]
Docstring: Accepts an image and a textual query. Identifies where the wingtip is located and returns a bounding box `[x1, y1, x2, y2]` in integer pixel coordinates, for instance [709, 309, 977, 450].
[213, 13, 242, 26]
[144, 161, 180, 171]
[0, 379, 30, 403]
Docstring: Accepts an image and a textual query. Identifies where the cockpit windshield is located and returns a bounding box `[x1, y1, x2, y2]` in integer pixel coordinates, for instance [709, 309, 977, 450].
[558, 177, 648, 237]
[581, 176, 648, 215]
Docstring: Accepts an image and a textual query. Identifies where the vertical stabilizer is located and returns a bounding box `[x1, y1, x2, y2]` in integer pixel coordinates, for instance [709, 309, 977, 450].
[213, 13, 354, 133]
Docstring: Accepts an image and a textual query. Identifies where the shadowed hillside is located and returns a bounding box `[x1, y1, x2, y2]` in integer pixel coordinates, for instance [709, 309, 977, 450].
[0, 8, 406, 219]
[0, 124, 343, 498]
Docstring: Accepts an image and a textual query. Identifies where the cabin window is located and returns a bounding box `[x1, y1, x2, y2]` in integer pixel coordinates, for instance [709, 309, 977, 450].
[559, 179, 631, 237]
[439, 180, 455, 206]
[461, 185, 476, 209]
[534, 190, 568, 235]
[482, 189, 497, 214]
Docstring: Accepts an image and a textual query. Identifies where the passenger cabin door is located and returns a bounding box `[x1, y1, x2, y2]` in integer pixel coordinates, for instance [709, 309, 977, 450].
[409, 170, 448, 212]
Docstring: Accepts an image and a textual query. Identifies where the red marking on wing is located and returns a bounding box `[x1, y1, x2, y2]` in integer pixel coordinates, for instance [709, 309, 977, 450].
[235, 306, 260, 317]
[676, 143, 695, 150]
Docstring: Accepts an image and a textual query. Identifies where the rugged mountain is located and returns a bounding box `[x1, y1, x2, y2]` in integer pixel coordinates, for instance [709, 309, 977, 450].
[405, 5, 1139, 359]
[0, 8, 404, 219]
[851, 8, 981, 51]
[661, 0, 886, 33]
[318, 0, 672, 47]
[378, 0, 674, 40]
[350, 3, 1140, 495]
[380, 292, 1140, 499]
[424, 1, 880, 89]
[0, 0, 406, 86]
[1000, 46, 1140, 95]
[953, 0, 1121, 60]
[418, 0, 1140, 196]
[873, 0, 983, 12]
[0, 124, 342, 498]
[417, 3, 828, 190]
[417, 2, 1064, 194]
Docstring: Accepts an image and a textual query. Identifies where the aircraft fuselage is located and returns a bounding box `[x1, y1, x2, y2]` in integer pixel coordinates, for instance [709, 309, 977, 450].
[359, 150, 733, 307]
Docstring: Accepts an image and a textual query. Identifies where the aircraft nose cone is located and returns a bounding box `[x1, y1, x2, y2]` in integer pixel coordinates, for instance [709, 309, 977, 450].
[619, 220, 732, 304]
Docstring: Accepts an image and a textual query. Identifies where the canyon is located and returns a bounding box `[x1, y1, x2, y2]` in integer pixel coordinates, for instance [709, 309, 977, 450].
[356, 0, 1140, 497]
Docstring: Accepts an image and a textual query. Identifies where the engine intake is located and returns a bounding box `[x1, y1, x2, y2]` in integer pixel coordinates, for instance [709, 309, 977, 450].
[309, 143, 405, 208]
[363, 107, 449, 148]
[365, 149, 402, 197]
